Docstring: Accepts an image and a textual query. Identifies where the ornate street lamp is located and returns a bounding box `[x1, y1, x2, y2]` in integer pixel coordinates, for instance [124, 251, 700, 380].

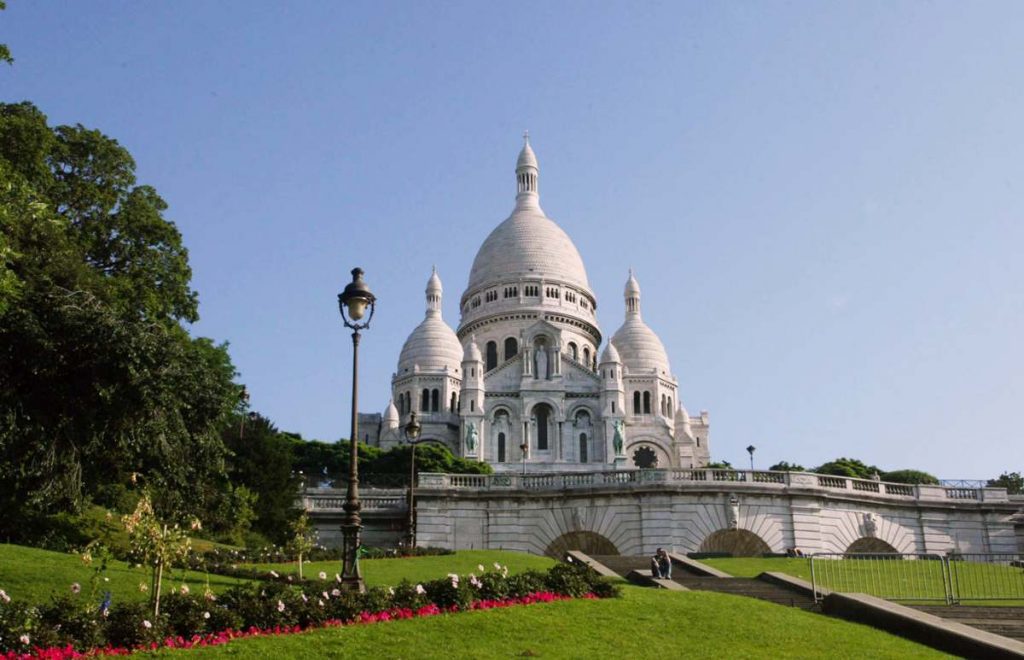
[746, 445, 756, 471]
[337, 267, 376, 592]
[401, 411, 422, 548]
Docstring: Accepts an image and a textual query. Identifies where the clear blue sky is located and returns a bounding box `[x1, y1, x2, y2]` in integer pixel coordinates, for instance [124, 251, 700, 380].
[3, 2, 1021, 479]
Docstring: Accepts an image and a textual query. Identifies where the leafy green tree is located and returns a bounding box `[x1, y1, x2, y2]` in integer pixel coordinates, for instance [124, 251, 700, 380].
[814, 457, 881, 480]
[987, 471, 1023, 495]
[0, 2, 11, 65]
[287, 512, 316, 578]
[706, 460, 734, 470]
[364, 442, 493, 478]
[768, 461, 806, 472]
[0, 103, 237, 537]
[880, 469, 939, 485]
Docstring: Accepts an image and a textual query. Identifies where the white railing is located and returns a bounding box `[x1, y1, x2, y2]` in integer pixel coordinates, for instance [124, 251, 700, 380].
[412, 469, 1008, 503]
[301, 489, 407, 512]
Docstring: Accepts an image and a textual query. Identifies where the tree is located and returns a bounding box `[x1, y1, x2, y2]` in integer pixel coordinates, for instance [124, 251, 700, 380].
[814, 457, 881, 480]
[706, 460, 733, 470]
[881, 469, 939, 485]
[287, 512, 316, 579]
[0, 103, 237, 537]
[987, 472, 1023, 495]
[0, 2, 11, 65]
[768, 461, 806, 472]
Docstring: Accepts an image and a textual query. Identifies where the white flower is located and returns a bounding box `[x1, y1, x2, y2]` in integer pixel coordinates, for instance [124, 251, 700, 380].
[19, 634, 30, 645]
[179, 584, 190, 595]
[277, 600, 285, 612]
[478, 564, 485, 573]
[415, 584, 426, 595]
[470, 576, 482, 589]
[388, 587, 395, 595]
[331, 588, 341, 597]
[0, 589, 10, 603]
[322, 591, 330, 600]
[335, 574, 342, 583]
[317, 599, 325, 608]
[70, 582, 81, 594]
[493, 562, 501, 570]
[301, 593, 308, 603]
[142, 620, 152, 629]
[269, 570, 279, 578]
[318, 571, 327, 580]
[138, 583, 149, 593]
[203, 612, 211, 620]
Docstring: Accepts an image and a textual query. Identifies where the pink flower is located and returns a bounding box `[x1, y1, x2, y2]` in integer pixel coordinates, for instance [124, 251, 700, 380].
[19, 634, 29, 645]
[322, 591, 330, 600]
[142, 620, 152, 629]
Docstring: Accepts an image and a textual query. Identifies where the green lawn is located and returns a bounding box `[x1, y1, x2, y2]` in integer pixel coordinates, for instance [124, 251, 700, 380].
[144, 585, 951, 659]
[244, 550, 557, 587]
[702, 557, 1024, 605]
[0, 544, 252, 605]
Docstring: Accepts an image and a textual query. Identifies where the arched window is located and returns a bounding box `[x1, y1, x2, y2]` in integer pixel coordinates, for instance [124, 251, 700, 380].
[485, 341, 498, 371]
[431, 389, 439, 412]
[611, 401, 616, 413]
[579, 433, 588, 463]
[568, 342, 578, 361]
[498, 432, 506, 462]
[583, 347, 591, 369]
[450, 392, 457, 412]
[405, 392, 411, 415]
[421, 389, 430, 412]
[661, 394, 666, 416]
[667, 396, 673, 414]
[504, 337, 518, 361]
[643, 391, 651, 414]
[535, 404, 551, 451]
[470, 399, 475, 412]
[633, 391, 641, 415]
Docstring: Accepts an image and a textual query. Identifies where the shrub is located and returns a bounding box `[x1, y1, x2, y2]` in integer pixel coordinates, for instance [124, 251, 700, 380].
[161, 592, 210, 637]
[544, 561, 593, 597]
[105, 602, 166, 649]
[505, 570, 548, 598]
[389, 580, 429, 611]
[422, 576, 474, 610]
[37, 594, 106, 651]
[0, 600, 44, 654]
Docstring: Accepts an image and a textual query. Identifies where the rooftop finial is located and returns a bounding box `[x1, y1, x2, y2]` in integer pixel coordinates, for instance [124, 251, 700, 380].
[523, 129, 530, 144]
[516, 133, 538, 198]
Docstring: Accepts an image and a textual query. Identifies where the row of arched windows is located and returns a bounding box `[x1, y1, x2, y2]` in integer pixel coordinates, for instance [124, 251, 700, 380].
[464, 284, 593, 313]
[397, 388, 458, 415]
[631, 391, 673, 416]
[484, 337, 519, 371]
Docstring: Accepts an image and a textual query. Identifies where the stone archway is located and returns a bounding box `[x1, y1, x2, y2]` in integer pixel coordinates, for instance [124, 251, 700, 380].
[699, 529, 771, 557]
[544, 531, 619, 559]
[845, 537, 898, 555]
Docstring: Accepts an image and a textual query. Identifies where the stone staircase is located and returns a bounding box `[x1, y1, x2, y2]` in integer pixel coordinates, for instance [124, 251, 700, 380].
[911, 606, 1024, 642]
[589, 555, 818, 610]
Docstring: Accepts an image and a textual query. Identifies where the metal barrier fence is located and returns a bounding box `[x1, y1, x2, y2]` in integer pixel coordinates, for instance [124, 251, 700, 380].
[809, 553, 1024, 604]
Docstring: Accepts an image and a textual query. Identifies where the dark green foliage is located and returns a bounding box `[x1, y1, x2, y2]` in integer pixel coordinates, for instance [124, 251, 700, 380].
[366, 442, 493, 478]
[422, 576, 475, 610]
[768, 461, 805, 472]
[161, 591, 212, 637]
[389, 580, 429, 611]
[37, 594, 107, 651]
[880, 469, 939, 485]
[543, 562, 592, 598]
[105, 602, 166, 649]
[706, 460, 733, 469]
[505, 570, 548, 598]
[814, 457, 881, 480]
[0, 103, 239, 539]
[987, 471, 1023, 494]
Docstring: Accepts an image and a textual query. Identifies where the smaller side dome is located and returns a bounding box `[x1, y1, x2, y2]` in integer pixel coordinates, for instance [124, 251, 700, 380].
[383, 400, 399, 429]
[610, 270, 672, 376]
[599, 341, 621, 364]
[463, 334, 482, 362]
[397, 269, 463, 373]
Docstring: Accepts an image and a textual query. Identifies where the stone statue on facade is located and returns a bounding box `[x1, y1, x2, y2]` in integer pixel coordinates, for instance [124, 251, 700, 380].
[465, 422, 477, 453]
[727, 495, 740, 529]
[862, 512, 877, 537]
[535, 345, 548, 380]
[612, 420, 625, 456]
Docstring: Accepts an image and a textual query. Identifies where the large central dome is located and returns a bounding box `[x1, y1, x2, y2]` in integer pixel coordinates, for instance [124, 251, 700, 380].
[464, 139, 591, 295]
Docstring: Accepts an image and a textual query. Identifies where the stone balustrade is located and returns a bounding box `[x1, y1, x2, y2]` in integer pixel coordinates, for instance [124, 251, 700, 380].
[300, 488, 407, 512]
[415, 469, 1010, 504]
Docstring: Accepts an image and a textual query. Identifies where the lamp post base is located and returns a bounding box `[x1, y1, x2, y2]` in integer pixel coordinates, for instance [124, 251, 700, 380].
[339, 522, 365, 593]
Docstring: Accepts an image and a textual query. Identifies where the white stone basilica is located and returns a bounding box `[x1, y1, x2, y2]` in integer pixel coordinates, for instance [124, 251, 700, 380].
[363, 138, 711, 471]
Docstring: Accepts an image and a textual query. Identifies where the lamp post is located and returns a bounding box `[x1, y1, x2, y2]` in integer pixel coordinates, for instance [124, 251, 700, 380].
[337, 267, 376, 593]
[746, 445, 756, 471]
[402, 411, 422, 548]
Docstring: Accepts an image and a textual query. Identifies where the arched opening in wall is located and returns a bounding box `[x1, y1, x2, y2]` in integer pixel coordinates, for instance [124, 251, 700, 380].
[633, 391, 641, 414]
[450, 392, 457, 412]
[583, 347, 590, 368]
[568, 342, 578, 361]
[579, 433, 588, 463]
[643, 391, 651, 414]
[699, 529, 772, 557]
[504, 337, 518, 361]
[845, 537, 898, 555]
[431, 389, 439, 412]
[497, 432, 506, 462]
[533, 403, 552, 451]
[421, 389, 429, 412]
[485, 341, 498, 371]
[543, 531, 619, 559]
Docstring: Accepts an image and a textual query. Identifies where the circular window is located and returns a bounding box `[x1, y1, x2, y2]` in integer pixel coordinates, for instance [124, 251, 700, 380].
[632, 446, 658, 469]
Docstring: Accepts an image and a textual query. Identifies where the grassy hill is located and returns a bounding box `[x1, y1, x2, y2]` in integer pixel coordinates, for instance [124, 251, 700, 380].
[142, 584, 950, 659]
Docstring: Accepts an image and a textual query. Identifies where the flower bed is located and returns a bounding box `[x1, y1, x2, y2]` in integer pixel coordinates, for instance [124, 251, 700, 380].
[1, 562, 617, 658]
